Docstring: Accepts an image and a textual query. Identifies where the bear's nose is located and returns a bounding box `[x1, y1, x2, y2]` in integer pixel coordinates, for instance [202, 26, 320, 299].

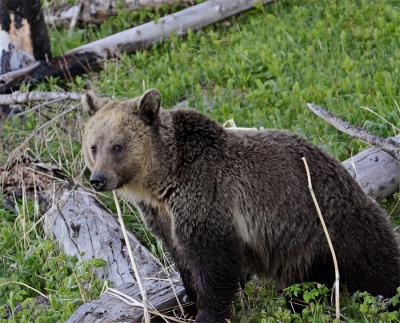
[90, 174, 106, 191]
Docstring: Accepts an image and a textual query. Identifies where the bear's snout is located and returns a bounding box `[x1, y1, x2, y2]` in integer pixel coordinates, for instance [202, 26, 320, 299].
[90, 173, 107, 191]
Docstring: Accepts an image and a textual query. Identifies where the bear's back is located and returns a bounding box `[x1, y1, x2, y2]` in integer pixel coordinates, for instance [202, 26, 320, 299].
[169, 110, 395, 286]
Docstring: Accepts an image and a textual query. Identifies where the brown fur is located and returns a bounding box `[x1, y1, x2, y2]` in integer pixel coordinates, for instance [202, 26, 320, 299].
[82, 90, 400, 323]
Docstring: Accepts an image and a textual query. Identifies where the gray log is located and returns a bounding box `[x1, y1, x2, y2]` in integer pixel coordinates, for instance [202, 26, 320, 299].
[70, 0, 274, 58]
[42, 184, 186, 322]
[67, 272, 185, 323]
[342, 142, 399, 201]
[44, 187, 163, 285]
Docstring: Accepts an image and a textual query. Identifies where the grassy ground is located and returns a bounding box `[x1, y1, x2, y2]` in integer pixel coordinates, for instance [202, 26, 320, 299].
[1, 0, 400, 321]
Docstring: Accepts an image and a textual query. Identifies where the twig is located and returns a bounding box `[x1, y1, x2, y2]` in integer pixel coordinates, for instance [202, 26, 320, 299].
[0, 91, 82, 105]
[301, 157, 340, 321]
[223, 118, 264, 131]
[112, 191, 150, 323]
[306, 103, 400, 153]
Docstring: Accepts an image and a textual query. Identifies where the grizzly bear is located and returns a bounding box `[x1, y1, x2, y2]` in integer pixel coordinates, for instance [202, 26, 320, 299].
[82, 89, 400, 323]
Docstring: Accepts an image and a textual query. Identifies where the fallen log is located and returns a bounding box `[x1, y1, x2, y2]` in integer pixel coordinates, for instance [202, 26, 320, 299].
[342, 146, 399, 201]
[0, 0, 275, 93]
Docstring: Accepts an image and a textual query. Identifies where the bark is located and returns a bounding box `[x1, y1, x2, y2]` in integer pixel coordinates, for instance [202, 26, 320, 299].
[342, 142, 399, 201]
[0, 0, 275, 93]
[45, 185, 187, 322]
[0, 0, 51, 75]
[0, 52, 102, 94]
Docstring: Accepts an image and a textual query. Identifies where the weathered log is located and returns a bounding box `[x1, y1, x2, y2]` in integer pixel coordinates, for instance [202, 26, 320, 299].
[342, 145, 399, 201]
[45, 186, 187, 322]
[0, 0, 275, 93]
[45, 0, 196, 26]
[69, 0, 274, 57]
[0, 0, 51, 75]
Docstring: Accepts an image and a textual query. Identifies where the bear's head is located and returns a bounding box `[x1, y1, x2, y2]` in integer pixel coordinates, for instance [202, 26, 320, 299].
[81, 89, 161, 192]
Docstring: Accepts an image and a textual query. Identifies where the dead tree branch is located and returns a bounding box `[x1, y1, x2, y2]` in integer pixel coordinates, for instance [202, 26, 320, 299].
[306, 102, 399, 200]
[307, 103, 400, 153]
[0, 91, 81, 105]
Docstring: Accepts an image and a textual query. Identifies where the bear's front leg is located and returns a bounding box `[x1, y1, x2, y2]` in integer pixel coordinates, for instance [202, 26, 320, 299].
[177, 221, 242, 323]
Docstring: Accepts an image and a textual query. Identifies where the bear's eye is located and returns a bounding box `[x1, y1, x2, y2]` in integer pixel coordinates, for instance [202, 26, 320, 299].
[91, 145, 97, 154]
[112, 144, 123, 153]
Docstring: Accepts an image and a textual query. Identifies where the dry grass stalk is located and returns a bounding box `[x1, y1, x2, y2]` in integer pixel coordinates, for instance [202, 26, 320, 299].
[301, 157, 340, 321]
[0, 281, 48, 299]
[112, 191, 150, 323]
[104, 287, 190, 322]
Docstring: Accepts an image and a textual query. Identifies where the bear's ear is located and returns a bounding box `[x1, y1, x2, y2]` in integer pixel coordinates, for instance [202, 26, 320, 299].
[81, 91, 109, 116]
[138, 89, 161, 125]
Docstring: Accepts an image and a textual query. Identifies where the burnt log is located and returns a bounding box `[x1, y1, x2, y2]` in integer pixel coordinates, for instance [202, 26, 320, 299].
[0, 52, 101, 94]
[0, 0, 51, 75]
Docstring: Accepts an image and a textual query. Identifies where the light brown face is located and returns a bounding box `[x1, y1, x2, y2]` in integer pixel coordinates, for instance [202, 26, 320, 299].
[82, 90, 161, 192]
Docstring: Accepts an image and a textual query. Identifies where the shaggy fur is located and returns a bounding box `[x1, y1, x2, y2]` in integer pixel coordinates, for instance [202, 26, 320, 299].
[82, 89, 400, 323]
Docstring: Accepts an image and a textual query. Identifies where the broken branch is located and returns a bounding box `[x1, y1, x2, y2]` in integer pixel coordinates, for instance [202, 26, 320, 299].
[0, 91, 81, 105]
[307, 103, 400, 153]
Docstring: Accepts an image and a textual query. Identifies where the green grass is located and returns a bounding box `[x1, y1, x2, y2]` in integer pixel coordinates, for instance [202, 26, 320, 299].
[1, 0, 400, 321]
[48, 0, 400, 160]
[0, 199, 104, 322]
